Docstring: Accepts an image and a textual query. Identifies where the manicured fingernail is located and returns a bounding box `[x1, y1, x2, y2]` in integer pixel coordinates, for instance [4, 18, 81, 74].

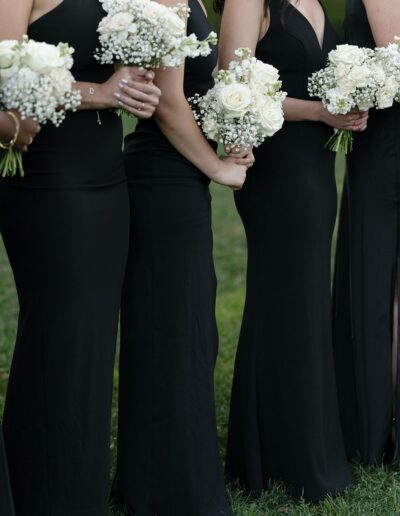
[118, 101, 124, 106]
[118, 82, 125, 89]
[114, 92, 121, 98]
[121, 78, 129, 84]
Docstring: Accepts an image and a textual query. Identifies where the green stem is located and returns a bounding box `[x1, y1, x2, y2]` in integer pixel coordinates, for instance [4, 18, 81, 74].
[0, 148, 25, 177]
[325, 129, 353, 155]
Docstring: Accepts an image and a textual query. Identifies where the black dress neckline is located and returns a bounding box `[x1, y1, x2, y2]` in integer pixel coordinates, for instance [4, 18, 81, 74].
[29, 0, 67, 29]
[287, 0, 327, 52]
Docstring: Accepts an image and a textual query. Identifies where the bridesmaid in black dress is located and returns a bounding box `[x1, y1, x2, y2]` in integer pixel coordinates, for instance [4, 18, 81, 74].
[217, 0, 368, 502]
[0, 111, 39, 516]
[111, 1, 248, 514]
[333, 0, 400, 464]
[0, 2, 160, 515]
[0, 112, 39, 516]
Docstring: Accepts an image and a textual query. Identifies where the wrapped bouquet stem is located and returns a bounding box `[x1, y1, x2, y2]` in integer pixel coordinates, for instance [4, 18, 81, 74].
[189, 48, 286, 151]
[0, 37, 81, 177]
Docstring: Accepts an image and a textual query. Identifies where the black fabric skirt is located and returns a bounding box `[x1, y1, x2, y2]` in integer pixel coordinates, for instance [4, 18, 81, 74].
[0, 424, 14, 516]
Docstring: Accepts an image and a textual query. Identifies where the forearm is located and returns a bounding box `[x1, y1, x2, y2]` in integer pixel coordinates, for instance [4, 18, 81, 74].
[155, 100, 220, 178]
[283, 98, 321, 122]
[218, 0, 263, 69]
[364, 0, 400, 46]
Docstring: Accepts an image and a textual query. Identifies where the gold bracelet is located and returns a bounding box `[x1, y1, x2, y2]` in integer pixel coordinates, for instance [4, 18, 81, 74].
[0, 111, 20, 150]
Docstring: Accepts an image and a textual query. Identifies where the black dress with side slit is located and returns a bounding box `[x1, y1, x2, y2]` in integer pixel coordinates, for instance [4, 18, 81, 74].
[333, 0, 400, 464]
[111, 1, 232, 515]
[225, 0, 352, 502]
[0, 1, 129, 515]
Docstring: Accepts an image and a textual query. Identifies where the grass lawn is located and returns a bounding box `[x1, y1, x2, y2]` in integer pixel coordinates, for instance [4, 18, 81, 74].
[1, 1, 400, 514]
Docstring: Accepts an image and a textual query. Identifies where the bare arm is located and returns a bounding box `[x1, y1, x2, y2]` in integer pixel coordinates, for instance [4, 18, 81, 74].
[218, 0, 264, 69]
[0, 0, 160, 118]
[364, 0, 400, 46]
[146, 0, 246, 188]
[218, 0, 367, 131]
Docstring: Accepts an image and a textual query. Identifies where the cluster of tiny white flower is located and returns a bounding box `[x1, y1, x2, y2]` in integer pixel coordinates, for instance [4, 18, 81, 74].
[189, 48, 286, 150]
[0, 36, 81, 177]
[308, 43, 400, 153]
[0, 37, 81, 126]
[95, 0, 217, 69]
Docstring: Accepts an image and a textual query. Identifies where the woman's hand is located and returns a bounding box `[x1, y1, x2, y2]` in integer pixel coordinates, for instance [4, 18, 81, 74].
[212, 157, 247, 190]
[318, 104, 369, 132]
[115, 73, 161, 119]
[225, 145, 255, 169]
[92, 66, 161, 117]
[0, 110, 40, 153]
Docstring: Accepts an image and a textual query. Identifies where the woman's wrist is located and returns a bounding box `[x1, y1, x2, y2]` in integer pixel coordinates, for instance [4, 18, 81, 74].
[311, 101, 325, 123]
[75, 82, 110, 110]
[0, 111, 16, 143]
[205, 155, 223, 180]
[0, 111, 20, 149]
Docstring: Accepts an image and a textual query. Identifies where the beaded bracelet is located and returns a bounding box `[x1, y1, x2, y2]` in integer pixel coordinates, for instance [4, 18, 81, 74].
[0, 111, 20, 150]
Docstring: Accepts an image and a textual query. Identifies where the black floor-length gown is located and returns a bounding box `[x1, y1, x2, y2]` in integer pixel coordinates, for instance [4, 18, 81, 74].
[0, 426, 14, 516]
[111, 2, 231, 515]
[0, 2, 129, 515]
[333, 0, 400, 464]
[225, 0, 352, 502]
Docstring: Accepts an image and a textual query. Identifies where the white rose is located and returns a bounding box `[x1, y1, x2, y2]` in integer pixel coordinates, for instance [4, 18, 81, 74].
[0, 65, 18, 80]
[143, 1, 169, 21]
[23, 40, 65, 72]
[250, 60, 279, 88]
[107, 12, 134, 32]
[258, 97, 284, 137]
[218, 83, 252, 118]
[0, 40, 18, 69]
[347, 64, 370, 88]
[162, 10, 186, 37]
[376, 77, 398, 109]
[329, 44, 366, 67]
[334, 63, 366, 95]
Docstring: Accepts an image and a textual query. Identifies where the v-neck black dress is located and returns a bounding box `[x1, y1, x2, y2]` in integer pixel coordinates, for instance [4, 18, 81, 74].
[225, 0, 352, 502]
[333, 0, 400, 464]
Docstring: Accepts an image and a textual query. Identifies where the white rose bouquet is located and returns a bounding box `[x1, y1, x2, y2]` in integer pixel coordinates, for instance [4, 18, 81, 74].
[95, 0, 217, 69]
[308, 44, 391, 154]
[0, 36, 81, 177]
[189, 48, 286, 150]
